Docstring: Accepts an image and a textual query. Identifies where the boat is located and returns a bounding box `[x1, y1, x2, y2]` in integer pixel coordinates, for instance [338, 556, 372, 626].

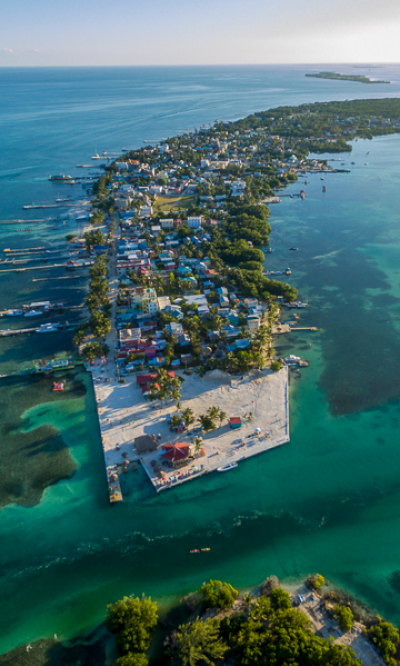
[4, 309, 23, 316]
[201, 548, 211, 552]
[217, 462, 238, 472]
[49, 175, 72, 181]
[102, 151, 107, 155]
[36, 323, 59, 333]
[91, 153, 100, 160]
[322, 186, 326, 192]
[53, 382, 65, 392]
[190, 549, 200, 554]
[24, 310, 44, 317]
[266, 248, 273, 253]
[289, 247, 298, 251]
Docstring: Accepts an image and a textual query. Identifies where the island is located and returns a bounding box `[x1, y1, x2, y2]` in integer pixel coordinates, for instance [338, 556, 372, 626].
[65, 97, 400, 499]
[306, 71, 390, 84]
[4, 574, 399, 666]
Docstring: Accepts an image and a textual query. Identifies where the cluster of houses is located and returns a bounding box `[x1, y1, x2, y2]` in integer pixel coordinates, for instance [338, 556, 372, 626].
[115, 276, 265, 378]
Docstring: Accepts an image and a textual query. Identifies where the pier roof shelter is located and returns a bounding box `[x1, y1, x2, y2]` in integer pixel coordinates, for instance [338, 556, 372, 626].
[135, 434, 158, 455]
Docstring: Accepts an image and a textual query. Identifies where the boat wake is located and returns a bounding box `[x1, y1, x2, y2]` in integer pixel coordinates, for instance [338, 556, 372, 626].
[312, 248, 344, 260]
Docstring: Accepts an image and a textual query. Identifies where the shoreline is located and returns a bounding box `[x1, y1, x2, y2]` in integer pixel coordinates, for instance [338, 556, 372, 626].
[0, 575, 388, 666]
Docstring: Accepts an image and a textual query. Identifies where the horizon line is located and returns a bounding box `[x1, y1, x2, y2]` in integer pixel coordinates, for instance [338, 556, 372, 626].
[1, 62, 400, 69]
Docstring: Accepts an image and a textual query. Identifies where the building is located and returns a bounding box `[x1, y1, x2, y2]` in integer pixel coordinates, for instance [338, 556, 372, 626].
[140, 205, 153, 218]
[187, 216, 202, 229]
[229, 417, 242, 429]
[119, 328, 141, 350]
[115, 198, 131, 211]
[157, 296, 171, 312]
[160, 218, 174, 230]
[129, 288, 158, 316]
[161, 442, 192, 467]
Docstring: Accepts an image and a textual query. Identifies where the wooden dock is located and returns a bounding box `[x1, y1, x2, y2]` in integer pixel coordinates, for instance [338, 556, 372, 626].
[289, 327, 320, 332]
[0, 323, 81, 337]
[108, 466, 123, 503]
[0, 261, 93, 274]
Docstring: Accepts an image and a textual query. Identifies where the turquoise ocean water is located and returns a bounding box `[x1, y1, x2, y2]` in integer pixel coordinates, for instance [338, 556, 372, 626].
[2, 64, 400, 652]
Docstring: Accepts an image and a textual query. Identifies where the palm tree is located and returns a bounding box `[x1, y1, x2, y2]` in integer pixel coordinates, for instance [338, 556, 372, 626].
[182, 407, 195, 428]
[218, 410, 227, 427]
[170, 414, 183, 429]
[266, 346, 275, 360]
[254, 352, 265, 370]
[176, 400, 182, 411]
[208, 405, 219, 420]
[194, 437, 202, 454]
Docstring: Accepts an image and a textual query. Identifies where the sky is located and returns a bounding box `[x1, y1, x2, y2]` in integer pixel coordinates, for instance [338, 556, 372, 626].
[1, 0, 400, 66]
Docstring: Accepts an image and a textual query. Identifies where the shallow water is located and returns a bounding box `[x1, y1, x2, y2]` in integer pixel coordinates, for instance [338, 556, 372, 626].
[2, 66, 400, 652]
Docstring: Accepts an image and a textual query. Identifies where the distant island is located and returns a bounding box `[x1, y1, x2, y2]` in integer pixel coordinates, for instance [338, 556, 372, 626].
[306, 71, 390, 84]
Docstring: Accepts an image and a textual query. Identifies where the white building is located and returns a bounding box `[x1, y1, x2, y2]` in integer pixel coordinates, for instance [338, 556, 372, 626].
[187, 216, 202, 229]
[160, 218, 174, 230]
[115, 198, 131, 211]
[140, 205, 153, 218]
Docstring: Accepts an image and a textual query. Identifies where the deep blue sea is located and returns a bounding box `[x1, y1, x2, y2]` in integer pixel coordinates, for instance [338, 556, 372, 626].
[2, 64, 400, 653]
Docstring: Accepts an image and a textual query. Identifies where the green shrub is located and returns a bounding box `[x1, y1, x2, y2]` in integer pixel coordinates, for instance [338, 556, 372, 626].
[334, 605, 354, 632]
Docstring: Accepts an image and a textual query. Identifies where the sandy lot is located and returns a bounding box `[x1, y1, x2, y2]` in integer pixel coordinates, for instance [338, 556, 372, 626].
[90, 364, 289, 493]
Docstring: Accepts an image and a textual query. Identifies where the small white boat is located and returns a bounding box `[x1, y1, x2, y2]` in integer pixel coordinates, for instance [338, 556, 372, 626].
[5, 309, 23, 316]
[91, 153, 100, 160]
[217, 462, 238, 472]
[36, 323, 59, 333]
[24, 310, 44, 317]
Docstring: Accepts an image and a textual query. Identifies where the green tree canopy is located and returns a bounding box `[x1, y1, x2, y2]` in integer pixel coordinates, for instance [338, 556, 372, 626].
[198, 580, 239, 610]
[107, 596, 158, 655]
[174, 619, 228, 666]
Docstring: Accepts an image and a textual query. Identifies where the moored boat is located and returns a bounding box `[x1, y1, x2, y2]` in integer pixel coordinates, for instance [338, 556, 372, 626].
[217, 462, 238, 472]
[24, 310, 44, 317]
[5, 309, 23, 316]
[36, 323, 59, 333]
[49, 175, 72, 181]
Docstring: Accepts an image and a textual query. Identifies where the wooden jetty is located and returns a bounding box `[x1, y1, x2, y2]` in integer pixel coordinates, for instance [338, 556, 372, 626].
[289, 327, 320, 332]
[0, 322, 81, 337]
[0, 261, 93, 274]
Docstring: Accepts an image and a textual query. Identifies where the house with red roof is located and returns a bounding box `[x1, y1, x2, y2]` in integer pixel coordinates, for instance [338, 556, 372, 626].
[161, 442, 193, 467]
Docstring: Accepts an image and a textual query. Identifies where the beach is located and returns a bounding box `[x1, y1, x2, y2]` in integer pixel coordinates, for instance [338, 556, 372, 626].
[90, 363, 289, 492]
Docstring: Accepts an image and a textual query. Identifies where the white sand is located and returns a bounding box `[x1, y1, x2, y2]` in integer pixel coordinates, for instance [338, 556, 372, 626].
[89, 363, 289, 493]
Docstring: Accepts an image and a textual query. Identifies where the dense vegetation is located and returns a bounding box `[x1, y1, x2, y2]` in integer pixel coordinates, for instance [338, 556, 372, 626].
[103, 576, 400, 666]
[366, 621, 400, 666]
[73, 254, 111, 349]
[306, 72, 390, 84]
